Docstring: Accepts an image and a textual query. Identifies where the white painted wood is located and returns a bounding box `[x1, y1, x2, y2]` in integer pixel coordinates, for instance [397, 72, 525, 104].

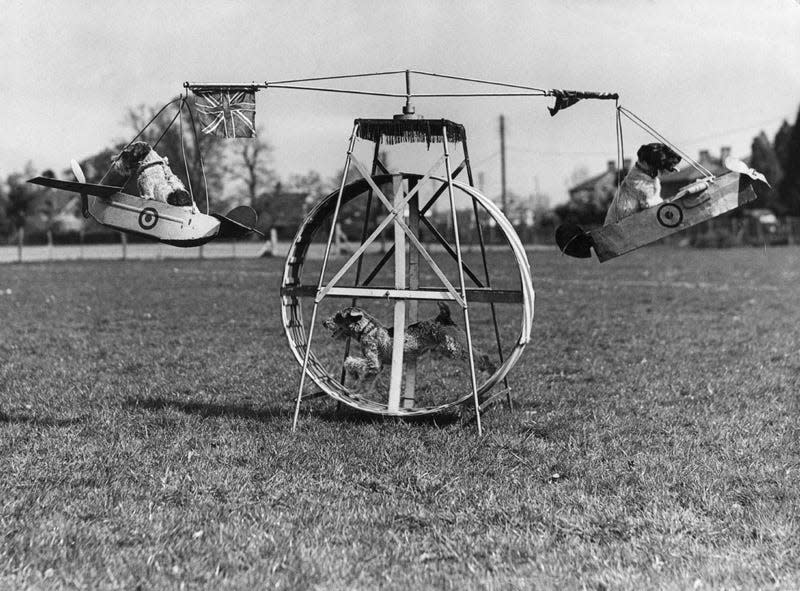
[388, 175, 406, 413]
[403, 185, 420, 409]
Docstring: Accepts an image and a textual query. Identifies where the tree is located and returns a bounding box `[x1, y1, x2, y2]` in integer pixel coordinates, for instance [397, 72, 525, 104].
[778, 105, 800, 216]
[4, 164, 45, 258]
[225, 130, 277, 210]
[288, 170, 333, 209]
[774, 120, 793, 168]
[750, 131, 784, 213]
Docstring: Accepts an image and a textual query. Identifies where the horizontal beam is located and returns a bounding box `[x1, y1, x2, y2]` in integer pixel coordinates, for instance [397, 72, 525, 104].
[281, 285, 523, 304]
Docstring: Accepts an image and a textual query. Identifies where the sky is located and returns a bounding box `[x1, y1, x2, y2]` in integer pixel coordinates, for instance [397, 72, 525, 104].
[3, 0, 799, 205]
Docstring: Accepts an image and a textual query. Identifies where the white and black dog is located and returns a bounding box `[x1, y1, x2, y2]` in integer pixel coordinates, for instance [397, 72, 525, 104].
[604, 143, 681, 225]
[112, 141, 193, 207]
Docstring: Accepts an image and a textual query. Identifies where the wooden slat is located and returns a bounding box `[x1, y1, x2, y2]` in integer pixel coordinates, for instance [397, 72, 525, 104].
[388, 175, 406, 413]
[281, 285, 523, 303]
[403, 182, 420, 409]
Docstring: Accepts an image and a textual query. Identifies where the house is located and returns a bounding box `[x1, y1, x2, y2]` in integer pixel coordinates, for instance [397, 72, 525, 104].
[254, 184, 309, 239]
[558, 159, 631, 225]
[566, 147, 744, 206]
[567, 159, 631, 208]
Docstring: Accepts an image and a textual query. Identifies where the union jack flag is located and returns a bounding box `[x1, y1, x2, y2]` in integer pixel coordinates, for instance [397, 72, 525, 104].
[193, 87, 257, 138]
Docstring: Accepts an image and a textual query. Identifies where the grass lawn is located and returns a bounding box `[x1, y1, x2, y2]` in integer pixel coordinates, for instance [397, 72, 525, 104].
[1, 245, 798, 590]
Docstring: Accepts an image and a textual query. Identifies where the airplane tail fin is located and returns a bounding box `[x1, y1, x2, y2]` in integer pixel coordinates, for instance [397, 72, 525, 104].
[555, 223, 594, 259]
[213, 205, 265, 239]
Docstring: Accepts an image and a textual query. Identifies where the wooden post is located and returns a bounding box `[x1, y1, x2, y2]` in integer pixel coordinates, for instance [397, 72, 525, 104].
[16, 227, 24, 263]
[121, 232, 128, 260]
[387, 174, 406, 413]
[402, 179, 419, 409]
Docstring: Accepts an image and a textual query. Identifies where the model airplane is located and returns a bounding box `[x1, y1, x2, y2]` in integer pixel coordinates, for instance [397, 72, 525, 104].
[556, 158, 767, 262]
[28, 160, 262, 247]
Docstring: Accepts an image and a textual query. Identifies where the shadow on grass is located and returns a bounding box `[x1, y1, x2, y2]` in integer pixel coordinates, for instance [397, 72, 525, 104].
[310, 402, 463, 428]
[1, 412, 88, 427]
[123, 395, 465, 429]
[124, 396, 288, 423]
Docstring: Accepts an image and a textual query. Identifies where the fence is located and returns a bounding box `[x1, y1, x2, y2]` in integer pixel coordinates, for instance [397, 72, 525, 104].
[3, 216, 799, 264]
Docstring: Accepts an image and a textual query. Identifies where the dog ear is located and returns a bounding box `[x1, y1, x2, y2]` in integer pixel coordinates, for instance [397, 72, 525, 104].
[637, 143, 659, 166]
[435, 301, 455, 325]
[345, 308, 363, 320]
[131, 142, 152, 161]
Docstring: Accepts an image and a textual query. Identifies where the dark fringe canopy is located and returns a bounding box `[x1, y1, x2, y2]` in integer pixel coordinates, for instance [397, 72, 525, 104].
[355, 119, 466, 147]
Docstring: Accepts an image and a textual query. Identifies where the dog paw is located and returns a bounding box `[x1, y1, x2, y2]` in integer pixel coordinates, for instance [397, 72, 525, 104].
[167, 190, 193, 207]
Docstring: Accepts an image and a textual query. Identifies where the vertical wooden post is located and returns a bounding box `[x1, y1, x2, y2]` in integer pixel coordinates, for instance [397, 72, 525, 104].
[402, 178, 419, 409]
[121, 232, 128, 260]
[387, 174, 406, 413]
[16, 227, 23, 263]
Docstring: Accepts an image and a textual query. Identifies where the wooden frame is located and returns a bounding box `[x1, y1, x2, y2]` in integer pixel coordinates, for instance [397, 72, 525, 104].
[286, 122, 535, 434]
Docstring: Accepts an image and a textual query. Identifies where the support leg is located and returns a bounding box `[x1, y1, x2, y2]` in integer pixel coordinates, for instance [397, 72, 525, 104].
[292, 123, 360, 431]
[402, 179, 420, 409]
[442, 129, 482, 436]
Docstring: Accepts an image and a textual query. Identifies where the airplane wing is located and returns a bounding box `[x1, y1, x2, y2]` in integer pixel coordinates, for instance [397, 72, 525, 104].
[27, 177, 123, 199]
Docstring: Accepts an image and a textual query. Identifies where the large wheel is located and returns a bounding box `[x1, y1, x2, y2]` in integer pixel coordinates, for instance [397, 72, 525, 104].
[281, 173, 534, 416]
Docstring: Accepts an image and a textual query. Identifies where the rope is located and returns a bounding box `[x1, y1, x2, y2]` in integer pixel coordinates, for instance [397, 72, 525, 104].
[267, 70, 407, 85]
[99, 96, 183, 185]
[264, 84, 405, 98]
[177, 98, 196, 211]
[618, 106, 714, 178]
[410, 70, 547, 93]
[184, 92, 211, 214]
[616, 100, 624, 188]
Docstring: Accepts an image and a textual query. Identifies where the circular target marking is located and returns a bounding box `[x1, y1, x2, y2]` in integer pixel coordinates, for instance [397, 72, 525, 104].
[138, 207, 159, 230]
[656, 203, 683, 228]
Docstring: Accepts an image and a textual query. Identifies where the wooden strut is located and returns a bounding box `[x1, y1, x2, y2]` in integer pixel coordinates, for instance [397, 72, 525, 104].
[316, 154, 465, 307]
[292, 122, 360, 432]
[461, 139, 513, 410]
[339, 138, 384, 390]
[442, 126, 483, 436]
[403, 178, 420, 410]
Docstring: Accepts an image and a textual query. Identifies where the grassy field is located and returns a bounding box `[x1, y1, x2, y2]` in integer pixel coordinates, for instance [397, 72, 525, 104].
[1, 245, 799, 590]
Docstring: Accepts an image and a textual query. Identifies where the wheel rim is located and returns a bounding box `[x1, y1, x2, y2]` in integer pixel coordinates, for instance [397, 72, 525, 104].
[280, 173, 534, 416]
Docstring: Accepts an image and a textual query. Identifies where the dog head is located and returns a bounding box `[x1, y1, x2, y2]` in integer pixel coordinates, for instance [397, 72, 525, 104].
[637, 143, 681, 175]
[323, 307, 373, 340]
[112, 141, 154, 175]
[433, 301, 455, 326]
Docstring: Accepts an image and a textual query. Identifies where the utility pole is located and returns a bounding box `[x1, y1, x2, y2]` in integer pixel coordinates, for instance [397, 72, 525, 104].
[499, 115, 507, 216]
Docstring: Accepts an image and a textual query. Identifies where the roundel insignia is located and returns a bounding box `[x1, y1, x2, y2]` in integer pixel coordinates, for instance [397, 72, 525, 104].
[138, 207, 159, 230]
[656, 203, 683, 228]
